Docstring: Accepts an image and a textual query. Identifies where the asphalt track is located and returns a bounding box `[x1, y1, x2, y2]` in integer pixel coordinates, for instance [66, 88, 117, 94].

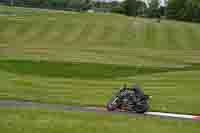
[0, 100, 199, 122]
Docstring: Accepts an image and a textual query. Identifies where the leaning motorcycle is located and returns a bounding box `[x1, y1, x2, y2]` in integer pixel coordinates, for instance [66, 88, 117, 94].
[106, 85, 150, 113]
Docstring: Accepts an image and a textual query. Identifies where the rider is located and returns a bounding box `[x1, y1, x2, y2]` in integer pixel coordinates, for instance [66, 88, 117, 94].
[132, 85, 145, 100]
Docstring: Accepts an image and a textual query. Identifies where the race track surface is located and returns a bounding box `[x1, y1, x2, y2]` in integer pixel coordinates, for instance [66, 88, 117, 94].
[0, 100, 199, 122]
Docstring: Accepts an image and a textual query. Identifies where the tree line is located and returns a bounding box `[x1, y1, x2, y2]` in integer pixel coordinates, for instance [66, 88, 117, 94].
[0, 0, 94, 11]
[124, 0, 200, 22]
[0, 0, 200, 22]
[166, 0, 200, 22]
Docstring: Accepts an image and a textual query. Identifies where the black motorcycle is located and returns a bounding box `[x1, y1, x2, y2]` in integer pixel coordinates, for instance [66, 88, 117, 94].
[106, 85, 150, 113]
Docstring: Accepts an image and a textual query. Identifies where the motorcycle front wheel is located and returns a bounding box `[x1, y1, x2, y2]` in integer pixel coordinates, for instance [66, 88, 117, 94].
[106, 103, 118, 111]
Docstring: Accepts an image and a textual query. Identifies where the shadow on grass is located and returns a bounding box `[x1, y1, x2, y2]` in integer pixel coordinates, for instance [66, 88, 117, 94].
[0, 59, 199, 79]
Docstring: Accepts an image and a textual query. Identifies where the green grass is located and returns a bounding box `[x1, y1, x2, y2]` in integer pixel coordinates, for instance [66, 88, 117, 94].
[0, 59, 172, 79]
[0, 108, 199, 133]
[0, 5, 200, 115]
[0, 68, 200, 114]
[1, 59, 200, 80]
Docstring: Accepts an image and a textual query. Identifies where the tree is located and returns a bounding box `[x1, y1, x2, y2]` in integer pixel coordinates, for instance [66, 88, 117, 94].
[81, 0, 93, 11]
[136, 0, 147, 16]
[147, 0, 160, 17]
[10, 0, 14, 6]
[166, 0, 186, 19]
[124, 0, 137, 16]
[166, 0, 200, 22]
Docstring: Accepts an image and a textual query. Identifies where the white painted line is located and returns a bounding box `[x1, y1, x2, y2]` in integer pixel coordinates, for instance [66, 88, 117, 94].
[145, 112, 200, 120]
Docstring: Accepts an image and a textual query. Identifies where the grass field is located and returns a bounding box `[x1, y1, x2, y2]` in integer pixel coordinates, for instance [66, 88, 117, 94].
[0, 109, 200, 133]
[0, 5, 200, 132]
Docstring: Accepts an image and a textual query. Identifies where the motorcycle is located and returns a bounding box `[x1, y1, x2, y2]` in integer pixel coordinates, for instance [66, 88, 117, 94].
[106, 85, 150, 113]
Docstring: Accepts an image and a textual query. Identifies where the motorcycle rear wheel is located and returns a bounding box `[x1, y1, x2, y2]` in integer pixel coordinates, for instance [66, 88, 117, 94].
[134, 103, 149, 113]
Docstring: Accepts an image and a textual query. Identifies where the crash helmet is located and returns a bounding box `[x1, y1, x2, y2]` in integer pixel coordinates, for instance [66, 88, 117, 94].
[132, 84, 140, 91]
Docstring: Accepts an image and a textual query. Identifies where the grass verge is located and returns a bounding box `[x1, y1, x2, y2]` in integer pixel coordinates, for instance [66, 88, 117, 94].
[0, 108, 199, 133]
